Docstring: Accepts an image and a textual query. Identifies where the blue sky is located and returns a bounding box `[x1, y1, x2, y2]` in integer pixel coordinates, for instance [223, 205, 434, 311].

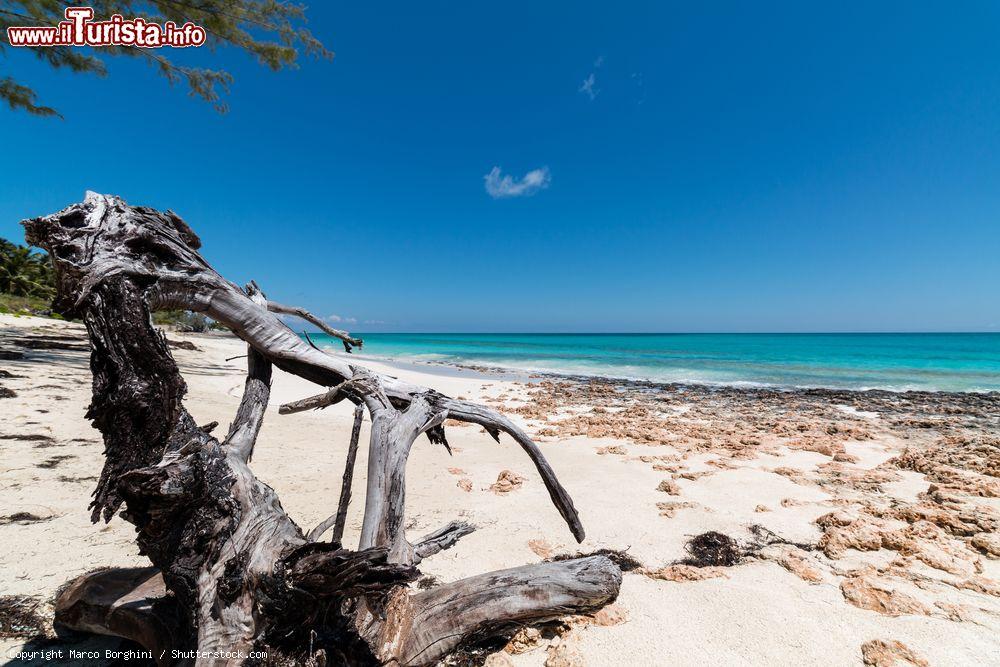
[2, 1, 999, 332]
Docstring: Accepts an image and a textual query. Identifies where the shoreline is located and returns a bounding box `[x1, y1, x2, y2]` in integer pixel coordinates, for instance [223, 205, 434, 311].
[2, 314, 999, 666]
[302, 330, 1000, 394]
[347, 348, 1000, 399]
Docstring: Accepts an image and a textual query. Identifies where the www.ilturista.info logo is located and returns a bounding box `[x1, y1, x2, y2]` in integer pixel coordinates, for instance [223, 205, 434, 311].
[6, 6, 206, 48]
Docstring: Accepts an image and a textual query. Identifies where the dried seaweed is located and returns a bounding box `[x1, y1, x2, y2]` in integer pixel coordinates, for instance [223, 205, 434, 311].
[0, 433, 55, 442]
[0, 595, 46, 639]
[677, 526, 816, 568]
[0, 512, 51, 525]
[37, 455, 74, 469]
[680, 532, 743, 567]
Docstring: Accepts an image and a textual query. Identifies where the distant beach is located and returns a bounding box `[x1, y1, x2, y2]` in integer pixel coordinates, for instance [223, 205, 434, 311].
[307, 332, 1000, 393]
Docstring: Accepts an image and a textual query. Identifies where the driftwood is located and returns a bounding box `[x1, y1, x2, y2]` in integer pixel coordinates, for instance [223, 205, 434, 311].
[307, 403, 365, 543]
[25, 192, 621, 666]
[54, 567, 180, 665]
[266, 299, 363, 352]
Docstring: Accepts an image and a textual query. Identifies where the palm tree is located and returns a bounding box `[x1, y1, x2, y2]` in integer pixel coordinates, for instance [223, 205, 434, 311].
[0, 240, 55, 298]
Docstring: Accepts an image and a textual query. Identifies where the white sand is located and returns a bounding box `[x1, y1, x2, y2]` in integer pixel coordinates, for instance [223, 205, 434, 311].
[1, 314, 998, 665]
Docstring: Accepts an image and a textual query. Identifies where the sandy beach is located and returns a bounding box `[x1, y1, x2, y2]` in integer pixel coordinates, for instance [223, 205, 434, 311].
[2, 313, 999, 666]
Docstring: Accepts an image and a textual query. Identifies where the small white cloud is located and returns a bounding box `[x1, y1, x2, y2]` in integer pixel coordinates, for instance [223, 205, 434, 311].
[325, 314, 343, 323]
[484, 166, 551, 199]
[579, 73, 598, 100]
[364, 319, 386, 325]
[594, 55, 604, 68]
[344, 317, 357, 324]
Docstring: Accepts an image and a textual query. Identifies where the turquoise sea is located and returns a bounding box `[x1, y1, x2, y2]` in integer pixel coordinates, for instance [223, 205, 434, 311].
[307, 333, 1000, 393]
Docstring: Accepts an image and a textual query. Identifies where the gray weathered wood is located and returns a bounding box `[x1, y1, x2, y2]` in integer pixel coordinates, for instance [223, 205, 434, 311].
[266, 299, 363, 352]
[357, 555, 622, 665]
[356, 374, 448, 565]
[277, 379, 353, 415]
[26, 193, 620, 666]
[307, 403, 365, 542]
[25, 193, 582, 540]
[54, 567, 178, 667]
[412, 520, 476, 563]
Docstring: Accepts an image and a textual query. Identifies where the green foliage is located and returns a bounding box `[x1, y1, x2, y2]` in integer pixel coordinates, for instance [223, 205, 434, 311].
[0, 237, 229, 329]
[0, 237, 55, 299]
[0, 291, 51, 315]
[0, 1, 332, 116]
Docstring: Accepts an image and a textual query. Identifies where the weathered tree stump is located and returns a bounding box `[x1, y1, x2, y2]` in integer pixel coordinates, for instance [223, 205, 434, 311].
[24, 192, 621, 666]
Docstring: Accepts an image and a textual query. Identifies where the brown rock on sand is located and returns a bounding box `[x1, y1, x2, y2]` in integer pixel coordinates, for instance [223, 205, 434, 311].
[933, 601, 973, 622]
[589, 603, 629, 626]
[457, 478, 473, 492]
[771, 548, 823, 583]
[657, 501, 696, 518]
[545, 631, 586, 667]
[490, 469, 526, 494]
[528, 538, 554, 559]
[957, 576, 1000, 597]
[505, 626, 542, 654]
[860, 639, 929, 667]
[817, 513, 885, 558]
[969, 532, 1000, 558]
[880, 520, 979, 577]
[657, 479, 681, 495]
[643, 565, 728, 582]
[840, 575, 931, 617]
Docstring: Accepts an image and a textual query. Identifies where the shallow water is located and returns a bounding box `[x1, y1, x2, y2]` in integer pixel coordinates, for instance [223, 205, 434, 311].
[306, 332, 1000, 392]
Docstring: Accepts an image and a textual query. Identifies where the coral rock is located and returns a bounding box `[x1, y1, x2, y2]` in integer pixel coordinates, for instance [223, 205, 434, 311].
[969, 532, 1000, 558]
[840, 575, 931, 616]
[490, 470, 525, 494]
[860, 639, 929, 667]
[657, 480, 681, 495]
[589, 603, 628, 626]
[643, 565, 728, 582]
[505, 626, 542, 654]
[544, 632, 586, 667]
[528, 538, 554, 559]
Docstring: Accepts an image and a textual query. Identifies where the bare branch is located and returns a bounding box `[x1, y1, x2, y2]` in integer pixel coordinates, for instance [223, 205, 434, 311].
[267, 300, 363, 352]
[278, 379, 354, 414]
[224, 285, 272, 462]
[413, 520, 476, 563]
[307, 404, 365, 542]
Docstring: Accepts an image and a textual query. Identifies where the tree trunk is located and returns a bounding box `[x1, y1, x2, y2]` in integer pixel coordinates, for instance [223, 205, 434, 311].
[23, 192, 621, 666]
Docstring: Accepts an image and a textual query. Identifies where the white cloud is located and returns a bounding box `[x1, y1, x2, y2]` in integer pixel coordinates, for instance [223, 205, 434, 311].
[484, 166, 551, 199]
[344, 317, 357, 324]
[578, 73, 598, 100]
[325, 314, 343, 323]
[364, 319, 386, 325]
[594, 55, 604, 68]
